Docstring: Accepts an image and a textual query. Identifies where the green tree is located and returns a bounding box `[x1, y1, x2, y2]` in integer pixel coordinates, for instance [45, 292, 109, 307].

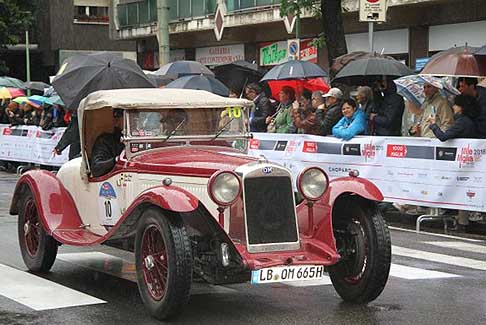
[0, 0, 34, 46]
[280, 0, 348, 71]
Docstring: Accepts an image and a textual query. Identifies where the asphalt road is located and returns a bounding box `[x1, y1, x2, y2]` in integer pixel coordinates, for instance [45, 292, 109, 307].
[0, 171, 486, 324]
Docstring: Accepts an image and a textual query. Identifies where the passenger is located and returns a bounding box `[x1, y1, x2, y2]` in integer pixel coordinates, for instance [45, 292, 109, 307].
[316, 87, 343, 136]
[228, 88, 239, 98]
[332, 98, 366, 140]
[90, 109, 125, 177]
[427, 94, 479, 141]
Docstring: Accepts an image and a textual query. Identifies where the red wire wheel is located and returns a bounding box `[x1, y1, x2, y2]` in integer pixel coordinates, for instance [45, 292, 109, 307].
[141, 225, 169, 301]
[23, 198, 41, 257]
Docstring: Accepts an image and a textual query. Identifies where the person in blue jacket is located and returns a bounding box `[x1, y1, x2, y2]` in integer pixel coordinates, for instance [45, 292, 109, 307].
[332, 98, 366, 140]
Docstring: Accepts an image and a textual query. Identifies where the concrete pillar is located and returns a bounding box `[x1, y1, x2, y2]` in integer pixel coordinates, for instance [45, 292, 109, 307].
[409, 26, 429, 71]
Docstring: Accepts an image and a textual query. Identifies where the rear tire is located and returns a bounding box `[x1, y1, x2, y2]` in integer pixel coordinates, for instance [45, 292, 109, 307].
[329, 197, 391, 303]
[18, 192, 58, 272]
[135, 208, 192, 320]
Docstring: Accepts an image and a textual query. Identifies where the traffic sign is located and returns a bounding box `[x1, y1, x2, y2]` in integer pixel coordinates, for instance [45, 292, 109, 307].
[287, 39, 300, 60]
[359, 0, 387, 22]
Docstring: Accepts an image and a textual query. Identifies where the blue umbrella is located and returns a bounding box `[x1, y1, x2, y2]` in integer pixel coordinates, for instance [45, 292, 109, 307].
[261, 60, 328, 81]
[394, 75, 460, 108]
[28, 95, 51, 106]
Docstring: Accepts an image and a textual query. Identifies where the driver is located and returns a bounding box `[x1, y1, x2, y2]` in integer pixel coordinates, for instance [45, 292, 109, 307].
[160, 109, 187, 135]
[90, 108, 125, 177]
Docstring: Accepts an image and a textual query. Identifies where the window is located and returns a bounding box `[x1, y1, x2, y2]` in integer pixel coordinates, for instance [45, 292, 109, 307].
[74, 5, 109, 23]
[226, 0, 280, 11]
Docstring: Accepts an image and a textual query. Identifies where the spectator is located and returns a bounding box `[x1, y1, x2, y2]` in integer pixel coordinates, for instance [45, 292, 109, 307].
[311, 91, 325, 110]
[332, 98, 366, 140]
[245, 83, 275, 133]
[52, 105, 66, 127]
[401, 100, 422, 137]
[370, 80, 404, 136]
[39, 104, 54, 130]
[267, 86, 295, 133]
[6, 102, 23, 126]
[356, 86, 375, 134]
[316, 87, 343, 135]
[291, 89, 321, 135]
[53, 111, 81, 160]
[427, 94, 479, 141]
[410, 83, 453, 138]
[0, 99, 10, 124]
[458, 77, 486, 138]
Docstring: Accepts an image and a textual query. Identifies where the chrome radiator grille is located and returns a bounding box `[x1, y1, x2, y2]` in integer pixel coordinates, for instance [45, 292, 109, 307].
[243, 175, 299, 253]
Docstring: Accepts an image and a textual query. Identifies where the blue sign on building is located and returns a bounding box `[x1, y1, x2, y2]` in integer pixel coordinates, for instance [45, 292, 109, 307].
[415, 57, 430, 72]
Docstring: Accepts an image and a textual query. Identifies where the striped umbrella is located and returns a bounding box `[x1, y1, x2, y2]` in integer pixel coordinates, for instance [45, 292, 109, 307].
[0, 87, 25, 99]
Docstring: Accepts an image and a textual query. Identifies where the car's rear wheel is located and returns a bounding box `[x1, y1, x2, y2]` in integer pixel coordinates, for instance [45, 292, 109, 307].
[18, 192, 58, 272]
[329, 197, 391, 303]
[135, 208, 192, 320]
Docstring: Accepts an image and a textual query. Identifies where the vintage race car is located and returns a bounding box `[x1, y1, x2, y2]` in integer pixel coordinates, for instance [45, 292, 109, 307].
[10, 89, 391, 320]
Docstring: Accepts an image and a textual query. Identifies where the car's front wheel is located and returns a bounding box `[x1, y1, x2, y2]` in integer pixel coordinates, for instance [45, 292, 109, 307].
[135, 208, 192, 320]
[329, 197, 391, 303]
[18, 191, 58, 272]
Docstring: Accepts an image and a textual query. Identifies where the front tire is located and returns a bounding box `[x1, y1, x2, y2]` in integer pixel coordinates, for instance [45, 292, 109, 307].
[135, 208, 192, 320]
[329, 197, 391, 303]
[18, 192, 58, 272]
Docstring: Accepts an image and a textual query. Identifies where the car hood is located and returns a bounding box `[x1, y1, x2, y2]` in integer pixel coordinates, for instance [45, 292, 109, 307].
[128, 146, 257, 177]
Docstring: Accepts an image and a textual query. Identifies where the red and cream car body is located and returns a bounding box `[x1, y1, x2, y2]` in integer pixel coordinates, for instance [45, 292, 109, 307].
[10, 89, 391, 320]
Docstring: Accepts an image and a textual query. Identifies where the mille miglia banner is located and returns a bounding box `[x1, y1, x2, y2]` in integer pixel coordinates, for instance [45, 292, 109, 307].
[248, 133, 486, 212]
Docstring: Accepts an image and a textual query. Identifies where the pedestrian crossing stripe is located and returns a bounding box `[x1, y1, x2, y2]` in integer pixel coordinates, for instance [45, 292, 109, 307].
[424, 241, 486, 255]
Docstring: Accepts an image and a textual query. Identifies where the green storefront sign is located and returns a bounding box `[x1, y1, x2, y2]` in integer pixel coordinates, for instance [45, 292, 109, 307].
[260, 41, 287, 66]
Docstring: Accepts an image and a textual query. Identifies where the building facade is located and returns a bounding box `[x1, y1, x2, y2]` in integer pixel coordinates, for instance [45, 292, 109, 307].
[109, 0, 486, 72]
[2, 0, 137, 82]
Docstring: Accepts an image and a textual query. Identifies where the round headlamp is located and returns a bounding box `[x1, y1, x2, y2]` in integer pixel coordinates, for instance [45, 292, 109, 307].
[297, 167, 329, 201]
[208, 171, 241, 206]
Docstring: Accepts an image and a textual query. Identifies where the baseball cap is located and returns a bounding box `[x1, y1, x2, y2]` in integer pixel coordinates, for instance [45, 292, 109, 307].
[323, 88, 343, 99]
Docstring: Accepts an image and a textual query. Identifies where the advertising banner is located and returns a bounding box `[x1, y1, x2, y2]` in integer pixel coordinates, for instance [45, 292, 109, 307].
[196, 44, 245, 66]
[248, 133, 486, 212]
[259, 39, 318, 66]
[0, 125, 69, 166]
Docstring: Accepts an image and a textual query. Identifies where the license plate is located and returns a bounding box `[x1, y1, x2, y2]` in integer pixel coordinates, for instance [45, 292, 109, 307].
[251, 265, 325, 284]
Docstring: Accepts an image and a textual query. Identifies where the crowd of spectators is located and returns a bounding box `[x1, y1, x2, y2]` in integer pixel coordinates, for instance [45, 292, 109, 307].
[244, 76, 485, 144]
[0, 99, 67, 130]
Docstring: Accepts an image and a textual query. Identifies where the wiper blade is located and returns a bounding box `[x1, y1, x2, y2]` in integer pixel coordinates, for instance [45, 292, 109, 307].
[160, 118, 186, 144]
[211, 117, 235, 141]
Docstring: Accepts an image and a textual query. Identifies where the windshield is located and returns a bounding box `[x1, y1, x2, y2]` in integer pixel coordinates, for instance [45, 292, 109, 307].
[125, 107, 249, 154]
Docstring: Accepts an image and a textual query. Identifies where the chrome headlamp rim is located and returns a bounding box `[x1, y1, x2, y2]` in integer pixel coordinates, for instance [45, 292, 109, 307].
[297, 166, 329, 201]
[208, 171, 242, 207]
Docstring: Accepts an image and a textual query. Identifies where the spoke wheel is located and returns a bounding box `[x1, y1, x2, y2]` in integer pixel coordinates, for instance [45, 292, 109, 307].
[329, 197, 391, 304]
[135, 208, 192, 320]
[18, 191, 58, 273]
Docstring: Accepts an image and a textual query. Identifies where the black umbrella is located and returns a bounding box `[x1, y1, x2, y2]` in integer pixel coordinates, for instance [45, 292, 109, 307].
[154, 60, 214, 78]
[52, 52, 155, 109]
[146, 74, 175, 87]
[24, 81, 50, 92]
[333, 57, 413, 84]
[165, 75, 229, 97]
[213, 60, 264, 96]
[260, 60, 328, 81]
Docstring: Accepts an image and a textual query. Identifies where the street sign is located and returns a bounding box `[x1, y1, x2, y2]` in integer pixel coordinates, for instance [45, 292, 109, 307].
[287, 39, 300, 60]
[359, 0, 387, 22]
[214, 5, 225, 41]
[283, 14, 297, 34]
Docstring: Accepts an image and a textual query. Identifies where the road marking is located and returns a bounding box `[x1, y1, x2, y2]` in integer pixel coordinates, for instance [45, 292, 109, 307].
[393, 245, 486, 271]
[425, 241, 486, 255]
[58, 252, 238, 295]
[390, 264, 459, 279]
[0, 264, 105, 311]
[389, 226, 483, 242]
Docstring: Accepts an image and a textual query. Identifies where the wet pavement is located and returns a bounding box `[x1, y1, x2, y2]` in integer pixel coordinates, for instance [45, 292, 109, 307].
[0, 171, 486, 324]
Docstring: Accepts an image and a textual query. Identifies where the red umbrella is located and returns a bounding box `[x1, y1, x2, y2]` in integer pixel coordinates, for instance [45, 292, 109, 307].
[421, 46, 484, 78]
[267, 77, 330, 99]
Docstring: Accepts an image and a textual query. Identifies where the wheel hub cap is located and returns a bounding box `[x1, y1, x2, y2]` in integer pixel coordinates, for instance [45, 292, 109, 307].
[144, 255, 155, 270]
[24, 222, 30, 234]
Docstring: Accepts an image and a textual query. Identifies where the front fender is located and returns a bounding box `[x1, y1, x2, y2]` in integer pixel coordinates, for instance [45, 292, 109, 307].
[127, 185, 200, 214]
[325, 176, 383, 206]
[9, 170, 83, 235]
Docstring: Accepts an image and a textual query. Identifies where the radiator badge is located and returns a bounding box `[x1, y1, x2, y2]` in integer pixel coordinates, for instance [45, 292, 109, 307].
[262, 166, 273, 174]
